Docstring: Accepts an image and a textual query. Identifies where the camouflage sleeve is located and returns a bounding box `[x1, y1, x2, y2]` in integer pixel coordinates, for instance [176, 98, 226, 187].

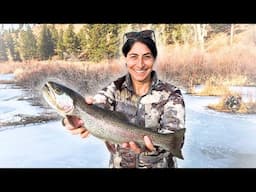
[93, 82, 116, 111]
[159, 89, 185, 133]
[139, 86, 185, 167]
[140, 89, 185, 161]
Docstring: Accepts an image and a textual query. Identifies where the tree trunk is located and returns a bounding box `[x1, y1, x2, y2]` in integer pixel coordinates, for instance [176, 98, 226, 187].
[230, 24, 234, 46]
[193, 24, 207, 50]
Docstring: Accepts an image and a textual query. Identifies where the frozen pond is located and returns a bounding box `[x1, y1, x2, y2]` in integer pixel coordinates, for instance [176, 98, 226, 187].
[0, 122, 109, 168]
[177, 94, 256, 168]
[0, 73, 256, 168]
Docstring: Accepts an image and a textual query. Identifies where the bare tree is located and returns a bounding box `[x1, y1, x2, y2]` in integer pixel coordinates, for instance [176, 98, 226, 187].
[252, 24, 256, 45]
[193, 24, 208, 50]
[230, 24, 234, 46]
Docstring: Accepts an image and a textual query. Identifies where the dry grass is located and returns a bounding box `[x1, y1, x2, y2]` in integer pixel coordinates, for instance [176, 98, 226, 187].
[9, 60, 125, 94]
[156, 32, 256, 91]
[197, 85, 231, 96]
[195, 76, 232, 96]
[156, 44, 207, 88]
[0, 61, 27, 74]
[0, 60, 126, 108]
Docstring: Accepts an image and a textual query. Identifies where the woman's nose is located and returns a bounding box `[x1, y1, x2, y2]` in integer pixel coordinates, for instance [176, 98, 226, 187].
[136, 57, 145, 68]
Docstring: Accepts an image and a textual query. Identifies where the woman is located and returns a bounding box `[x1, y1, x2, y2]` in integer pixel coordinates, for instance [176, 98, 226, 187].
[62, 30, 186, 168]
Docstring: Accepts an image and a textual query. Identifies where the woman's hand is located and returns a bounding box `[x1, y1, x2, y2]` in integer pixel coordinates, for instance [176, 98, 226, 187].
[62, 96, 94, 138]
[121, 136, 155, 154]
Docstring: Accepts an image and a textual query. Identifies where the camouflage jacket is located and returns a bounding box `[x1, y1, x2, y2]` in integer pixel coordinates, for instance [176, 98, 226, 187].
[93, 71, 185, 168]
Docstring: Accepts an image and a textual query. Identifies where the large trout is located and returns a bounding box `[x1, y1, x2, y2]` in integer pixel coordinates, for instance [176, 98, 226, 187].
[42, 81, 185, 159]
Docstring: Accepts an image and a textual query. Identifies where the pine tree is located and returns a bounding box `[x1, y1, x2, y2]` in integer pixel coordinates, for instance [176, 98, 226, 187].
[85, 24, 122, 62]
[163, 24, 193, 45]
[19, 26, 38, 61]
[85, 24, 105, 62]
[105, 24, 122, 59]
[56, 29, 65, 60]
[0, 36, 8, 62]
[4, 32, 15, 61]
[13, 31, 22, 61]
[49, 24, 58, 55]
[63, 24, 80, 57]
[38, 24, 54, 60]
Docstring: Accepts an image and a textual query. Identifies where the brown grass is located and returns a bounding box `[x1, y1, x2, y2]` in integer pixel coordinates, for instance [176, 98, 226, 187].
[156, 32, 256, 91]
[7, 60, 125, 94]
[195, 76, 232, 96]
[0, 60, 126, 108]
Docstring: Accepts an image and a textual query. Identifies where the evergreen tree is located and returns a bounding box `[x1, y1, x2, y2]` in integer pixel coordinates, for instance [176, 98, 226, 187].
[0, 36, 8, 62]
[105, 24, 121, 59]
[19, 26, 38, 61]
[49, 24, 58, 55]
[13, 31, 22, 61]
[210, 24, 231, 34]
[56, 29, 65, 59]
[85, 24, 121, 62]
[38, 24, 54, 60]
[164, 24, 193, 45]
[4, 32, 15, 61]
[77, 25, 89, 50]
[85, 24, 105, 62]
[77, 24, 90, 60]
[63, 24, 80, 57]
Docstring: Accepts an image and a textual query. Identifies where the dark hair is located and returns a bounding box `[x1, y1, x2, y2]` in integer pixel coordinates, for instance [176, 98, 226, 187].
[122, 37, 157, 58]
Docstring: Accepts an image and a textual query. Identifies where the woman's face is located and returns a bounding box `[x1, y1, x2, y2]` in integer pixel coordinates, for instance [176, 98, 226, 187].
[125, 42, 155, 83]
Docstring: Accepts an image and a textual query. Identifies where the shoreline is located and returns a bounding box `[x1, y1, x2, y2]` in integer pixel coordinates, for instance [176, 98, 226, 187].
[0, 78, 60, 128]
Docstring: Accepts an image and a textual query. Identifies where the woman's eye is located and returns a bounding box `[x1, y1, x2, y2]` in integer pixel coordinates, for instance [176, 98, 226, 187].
[144, 55, 153, 59]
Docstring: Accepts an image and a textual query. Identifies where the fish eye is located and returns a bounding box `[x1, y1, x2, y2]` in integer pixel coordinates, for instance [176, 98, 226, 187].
[55, 87, 63, 95]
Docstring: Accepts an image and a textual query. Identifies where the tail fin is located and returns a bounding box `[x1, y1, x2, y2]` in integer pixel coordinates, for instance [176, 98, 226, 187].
[165, 128, 186, 159]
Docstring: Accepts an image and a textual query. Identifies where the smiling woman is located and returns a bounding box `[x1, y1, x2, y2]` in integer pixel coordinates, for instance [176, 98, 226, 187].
[61, 29, 186, 168]
[125, 42, 154, 96]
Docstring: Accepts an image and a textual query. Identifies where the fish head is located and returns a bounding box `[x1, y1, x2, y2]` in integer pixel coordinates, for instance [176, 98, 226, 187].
[42, 81, 75, 116]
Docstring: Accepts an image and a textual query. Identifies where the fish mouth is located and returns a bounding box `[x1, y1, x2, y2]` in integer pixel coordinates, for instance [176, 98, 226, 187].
[42, 82, 74, 114]
[60, 104, 74, 114]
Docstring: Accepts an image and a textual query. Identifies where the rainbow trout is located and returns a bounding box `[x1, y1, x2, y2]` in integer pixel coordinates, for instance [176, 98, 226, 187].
[42, 81, 185, 159]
